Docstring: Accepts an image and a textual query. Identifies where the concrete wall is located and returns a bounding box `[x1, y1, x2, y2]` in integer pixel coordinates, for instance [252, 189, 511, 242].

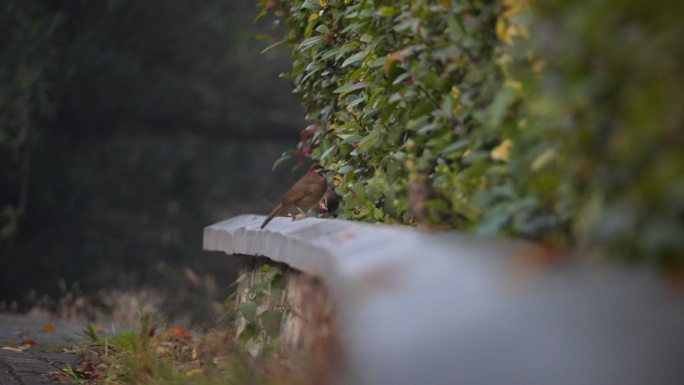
[205, 214, 684, 385]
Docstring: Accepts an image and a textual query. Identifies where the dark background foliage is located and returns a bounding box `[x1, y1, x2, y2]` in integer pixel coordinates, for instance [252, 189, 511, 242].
[0, 0, 304, 323]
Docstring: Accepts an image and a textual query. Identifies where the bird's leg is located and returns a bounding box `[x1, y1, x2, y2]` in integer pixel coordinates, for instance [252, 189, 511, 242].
[292, 206, 307, 221]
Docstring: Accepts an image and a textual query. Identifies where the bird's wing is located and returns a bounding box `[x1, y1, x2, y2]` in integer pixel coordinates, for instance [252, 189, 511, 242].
[282, 190, 309, 206]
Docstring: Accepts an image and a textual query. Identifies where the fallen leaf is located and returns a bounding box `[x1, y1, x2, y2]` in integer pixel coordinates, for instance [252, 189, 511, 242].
[21, 339, 37, 346]
[168, 327, 192, 339]
[43, 323, 57, 333]
[48, 371, 71, 383]
[212, 356, 230, 369]
[185, 367, 203, 376]
[183, 268, 200, 287]
[1, 346, 23, 352]
[2, 342, 32, 352]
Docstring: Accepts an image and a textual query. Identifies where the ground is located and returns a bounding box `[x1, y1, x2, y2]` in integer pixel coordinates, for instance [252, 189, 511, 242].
[0, 313, 84, 385]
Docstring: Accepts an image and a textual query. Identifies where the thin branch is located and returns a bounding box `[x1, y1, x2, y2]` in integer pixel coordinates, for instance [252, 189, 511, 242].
[417, 83, 440, 108]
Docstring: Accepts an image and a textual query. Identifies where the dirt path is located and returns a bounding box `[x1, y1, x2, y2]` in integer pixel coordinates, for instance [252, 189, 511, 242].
[0, 313, 84, 384]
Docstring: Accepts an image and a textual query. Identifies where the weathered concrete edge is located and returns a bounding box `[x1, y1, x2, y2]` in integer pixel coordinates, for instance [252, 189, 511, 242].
[204, 214, 684, 385]
[204, 214, 427, 282]
[204, 214, 338, 280]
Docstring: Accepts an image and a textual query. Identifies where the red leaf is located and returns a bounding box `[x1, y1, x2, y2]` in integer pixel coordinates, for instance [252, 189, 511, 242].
[168, 327, 192, 339]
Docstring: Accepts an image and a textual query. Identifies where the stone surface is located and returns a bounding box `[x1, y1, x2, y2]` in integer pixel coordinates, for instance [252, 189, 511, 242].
[233, 257, 336, 355]
[205, 214, 684, 385]
[233, 256, 339, 383]
[0, 313, 83, 385]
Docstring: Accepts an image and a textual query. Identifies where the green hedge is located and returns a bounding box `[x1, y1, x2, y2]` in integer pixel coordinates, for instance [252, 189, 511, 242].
[509, 0, 684, 266]
[265, 0, 683, 267]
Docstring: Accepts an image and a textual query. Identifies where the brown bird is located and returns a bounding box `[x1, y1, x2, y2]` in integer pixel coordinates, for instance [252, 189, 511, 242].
[315, 185, 339, 217]
[260, 164, 328, 229]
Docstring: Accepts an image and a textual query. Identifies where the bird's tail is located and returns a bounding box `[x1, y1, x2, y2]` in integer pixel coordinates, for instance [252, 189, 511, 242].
[260, 203, 283, 229]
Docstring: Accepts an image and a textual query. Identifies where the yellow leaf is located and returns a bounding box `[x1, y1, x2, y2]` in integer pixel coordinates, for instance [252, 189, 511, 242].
[384, 51, 405, 73]
[491, 139, 513, 162]
[42, 323, 56, 333]
[502, 0, 527, 18]
[531, 148, 556, 171]
[1, 343, 32, 352]
[505, 80, 522, 92]
[185, 368, 203, 376]
[496, 18, 508, 43]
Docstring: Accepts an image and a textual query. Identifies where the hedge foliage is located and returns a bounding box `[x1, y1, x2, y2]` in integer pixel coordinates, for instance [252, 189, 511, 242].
[507, 0, 684, 266]
[261, 0, 684, 266]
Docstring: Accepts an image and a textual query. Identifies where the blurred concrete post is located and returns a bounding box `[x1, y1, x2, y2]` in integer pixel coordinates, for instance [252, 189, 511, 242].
[205, 214, 684, 385]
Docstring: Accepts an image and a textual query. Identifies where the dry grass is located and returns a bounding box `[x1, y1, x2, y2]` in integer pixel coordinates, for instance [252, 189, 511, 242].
[51, 312, 329, 385]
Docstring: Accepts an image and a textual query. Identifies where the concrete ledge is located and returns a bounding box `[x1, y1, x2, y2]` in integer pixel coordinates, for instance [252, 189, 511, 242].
[205, 214, 684, 385]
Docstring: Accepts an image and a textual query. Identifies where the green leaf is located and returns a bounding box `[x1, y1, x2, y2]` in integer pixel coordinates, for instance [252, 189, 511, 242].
[299, 36, 323, 50]
[357, 128, 381, 153]
[271, 274, 287, 291]
[407, 116, 430, 130]
[391, 72, 411, 85]
[238, 323, 257, 344]
[417, 122, 442, 135]
[254, 8, 268, 22]
[487, 87, 516, 129]
[300, 0, 321, 11]
[341, 134, 362, 144]
[265, 267, 281, 281]
[341, 50, 369, 67]
[378, 6, 398, 17]
[260, 40, 285, 54]
[346, 95, 367, 109]
[441, 140, 469, 155]
[447, 15, 464, 40]
[338, 165, 354, 175]
[259, 310, 284, 337]
[333, 82, 368, 95]
[369, 56, 386, 67]
[272, 150, 292, 171]
[250, 282, 269, 294]
[320, 145, 337, 160]
[476, 202, 516, 236]
[239, 301, 258, 322]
